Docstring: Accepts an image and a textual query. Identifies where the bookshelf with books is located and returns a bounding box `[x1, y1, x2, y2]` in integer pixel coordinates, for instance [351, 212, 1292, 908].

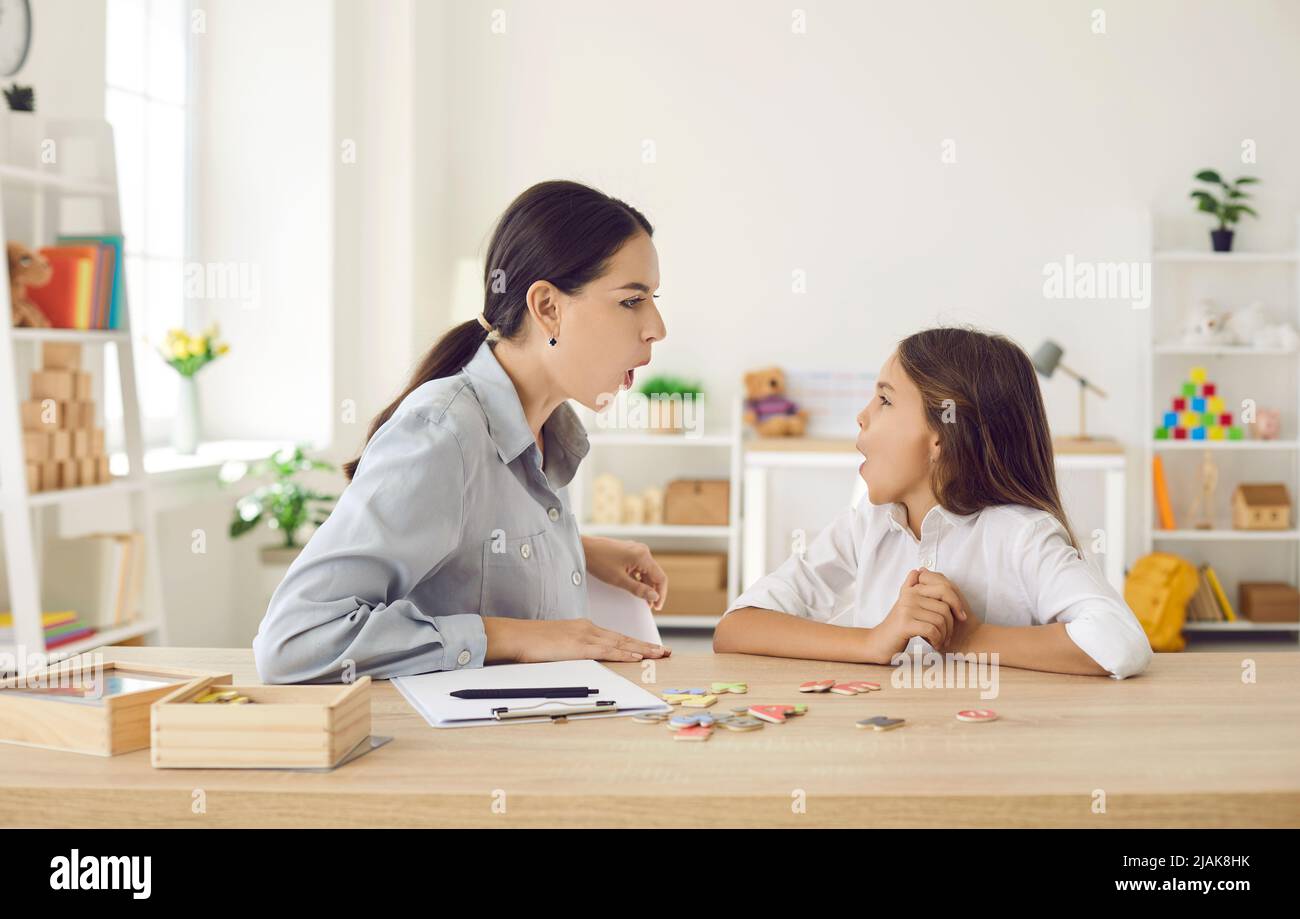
[0, 119, 167, 667]
[1143, 212, 1300, 641]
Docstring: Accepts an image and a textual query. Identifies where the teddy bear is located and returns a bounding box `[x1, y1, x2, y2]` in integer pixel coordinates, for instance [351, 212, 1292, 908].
[742, 366, 808, 437]
[7, 241, 53, 328]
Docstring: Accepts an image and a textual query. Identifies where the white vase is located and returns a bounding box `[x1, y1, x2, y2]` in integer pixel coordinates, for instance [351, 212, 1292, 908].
[0, 109, 44, 169]
[173, 375, 201, 454]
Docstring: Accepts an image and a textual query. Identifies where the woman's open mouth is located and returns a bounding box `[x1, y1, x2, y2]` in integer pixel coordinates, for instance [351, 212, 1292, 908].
[624, 367, 635, 389]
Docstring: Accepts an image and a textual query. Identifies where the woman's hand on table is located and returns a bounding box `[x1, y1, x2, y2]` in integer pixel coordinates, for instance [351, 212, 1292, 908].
[483, 616, 671, 664]
[582, 536, 668, 611]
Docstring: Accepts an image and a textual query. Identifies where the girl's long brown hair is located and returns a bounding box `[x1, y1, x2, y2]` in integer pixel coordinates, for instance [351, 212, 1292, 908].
[897, 326, 1081, 553]
[342, 180, 653, 481]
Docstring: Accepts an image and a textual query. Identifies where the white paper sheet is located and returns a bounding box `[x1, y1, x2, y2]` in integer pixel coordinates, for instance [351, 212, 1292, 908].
[392, 659, 671, 728]
[584, 575, 663, 645]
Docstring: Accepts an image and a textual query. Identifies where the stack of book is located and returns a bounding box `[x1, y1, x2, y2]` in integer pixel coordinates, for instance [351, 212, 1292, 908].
[24, 234, 124, 330]
[20, 341, 111, 492]
[1186, 564, 1239, 622]
[0, 611, 96, 650]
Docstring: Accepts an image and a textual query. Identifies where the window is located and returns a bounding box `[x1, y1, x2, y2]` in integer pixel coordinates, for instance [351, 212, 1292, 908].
[104, 0, 191, 448]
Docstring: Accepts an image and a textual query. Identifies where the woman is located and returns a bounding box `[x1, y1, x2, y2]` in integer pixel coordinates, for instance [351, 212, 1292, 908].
[254, 180, 671, 684]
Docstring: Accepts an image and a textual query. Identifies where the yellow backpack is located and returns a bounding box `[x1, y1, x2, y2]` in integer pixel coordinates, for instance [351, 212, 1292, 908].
[1124, 552, 1198, 652]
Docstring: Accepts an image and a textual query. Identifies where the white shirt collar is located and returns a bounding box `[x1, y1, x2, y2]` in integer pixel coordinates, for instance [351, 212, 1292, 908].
[886, 502, 982, 534]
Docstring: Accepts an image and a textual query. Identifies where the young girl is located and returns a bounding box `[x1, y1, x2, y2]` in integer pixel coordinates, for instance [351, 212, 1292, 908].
[714, 327, 1152, 679]
[254, 180, 672, 684]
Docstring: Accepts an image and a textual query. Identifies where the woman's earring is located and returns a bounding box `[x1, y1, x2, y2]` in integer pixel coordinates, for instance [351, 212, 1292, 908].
[548, 337, 557, 347]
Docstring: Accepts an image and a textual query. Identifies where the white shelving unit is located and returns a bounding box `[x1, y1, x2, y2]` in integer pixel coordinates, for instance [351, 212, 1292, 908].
[1142, 214, 1300, 642]
[569, 398, 743, 630]
[0, 119, 166, 668]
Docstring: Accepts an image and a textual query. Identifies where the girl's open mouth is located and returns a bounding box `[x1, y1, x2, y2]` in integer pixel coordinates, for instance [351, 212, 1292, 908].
[623, 368, 635, 389]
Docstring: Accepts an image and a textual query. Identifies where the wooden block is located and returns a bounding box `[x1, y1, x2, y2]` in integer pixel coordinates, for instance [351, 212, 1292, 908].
[25, 462, 40, 492]
[39, 460, 59, 490]
[91, 427, 105, 455]
[72, 429, 90, 459]
[58, 459, 80, 488]
[72, 370, 93, 402]
[41, 340, 82, 370]
[30, 369, 75, 402]
[78, 457, 97, 484]
[96, 455, 110, 483]
[64, 400, 94, 429]
[22, 430, 49, 463]
[49, 429, 72, 461]
[21, 398, 60, 431]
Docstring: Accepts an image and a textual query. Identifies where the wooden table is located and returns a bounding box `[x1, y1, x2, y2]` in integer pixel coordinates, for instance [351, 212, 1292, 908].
[1, 646, 1297, 828]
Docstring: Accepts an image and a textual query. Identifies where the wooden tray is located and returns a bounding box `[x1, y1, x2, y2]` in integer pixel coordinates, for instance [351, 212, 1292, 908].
[0, 658, 232, 756]
[151, 676, 372, 769]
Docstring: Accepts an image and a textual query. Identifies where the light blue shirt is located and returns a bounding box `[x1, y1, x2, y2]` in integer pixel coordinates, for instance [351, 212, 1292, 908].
[253, 340, 592, 683]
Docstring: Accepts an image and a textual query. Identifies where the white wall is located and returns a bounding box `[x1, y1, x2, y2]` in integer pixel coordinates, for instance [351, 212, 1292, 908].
[417, 0, 1300, 573]
[190, 0, 332, 447]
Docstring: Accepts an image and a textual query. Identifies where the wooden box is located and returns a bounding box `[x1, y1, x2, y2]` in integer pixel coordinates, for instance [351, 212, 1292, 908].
[656, 552, 728, 615]
[41, 341, 82, 370]
[66, 401, 94, 429]
[1239, 582, 1300, 622]
[22, 430, 48, 462]
[58, 459, 80, 488]
[21, 398, 59, 431]
[30, 369, 75, 402]
[0, 659, 232, 756]
[663, 479, 730, 526]
[72, 370, 93, 401]
[655, 552, 727, 590]
[152, 676, 372, 769]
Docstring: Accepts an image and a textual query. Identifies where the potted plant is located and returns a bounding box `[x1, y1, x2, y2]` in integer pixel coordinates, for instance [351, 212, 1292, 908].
[148, 323, 230, 454]
[220, 444, 337, 565]
[1190, 170, 1260, 252]
[636, 374, 704, 433]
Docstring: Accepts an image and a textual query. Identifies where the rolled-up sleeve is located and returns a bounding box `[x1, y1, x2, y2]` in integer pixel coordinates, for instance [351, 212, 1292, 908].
[724, 505, 861, 623]
[253, 409, 487, 683]
[1019, 515, 1153, 679]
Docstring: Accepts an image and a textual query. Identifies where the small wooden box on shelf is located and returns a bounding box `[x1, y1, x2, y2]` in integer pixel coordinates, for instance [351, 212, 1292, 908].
[20, 341, 111, 492]
[151, 675, 372, 769]
[0, 658, 231, 756]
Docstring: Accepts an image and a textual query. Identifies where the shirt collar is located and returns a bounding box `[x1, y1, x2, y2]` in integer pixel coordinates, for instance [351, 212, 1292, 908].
[886, 502, 982, 533]
[462, 340, 590, 486]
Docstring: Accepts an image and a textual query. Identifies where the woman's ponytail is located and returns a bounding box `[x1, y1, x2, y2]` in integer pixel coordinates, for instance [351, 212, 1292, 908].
[342, 319, 488, 481]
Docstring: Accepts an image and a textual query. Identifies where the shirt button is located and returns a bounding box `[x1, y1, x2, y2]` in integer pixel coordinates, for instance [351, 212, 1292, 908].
[920, 557, 934, 568]
[456, 649, 471, 666]
[548, 507, 560, 522]
[572, 571, 582, 586]
[520, 543, 531, 559]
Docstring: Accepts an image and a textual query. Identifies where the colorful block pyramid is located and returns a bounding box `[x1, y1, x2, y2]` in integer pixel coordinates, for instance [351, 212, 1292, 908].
[1154, 366, 1244, 441]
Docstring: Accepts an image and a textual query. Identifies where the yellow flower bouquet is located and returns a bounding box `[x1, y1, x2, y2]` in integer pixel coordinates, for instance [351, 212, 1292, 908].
[150, 323, 231, 378]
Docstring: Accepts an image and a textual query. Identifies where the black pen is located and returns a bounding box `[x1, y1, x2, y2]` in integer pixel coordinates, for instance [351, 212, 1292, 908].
[450, 686, 599, 700]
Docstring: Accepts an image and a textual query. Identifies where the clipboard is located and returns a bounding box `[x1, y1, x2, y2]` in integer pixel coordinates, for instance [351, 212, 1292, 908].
[392, 659, 671, 728]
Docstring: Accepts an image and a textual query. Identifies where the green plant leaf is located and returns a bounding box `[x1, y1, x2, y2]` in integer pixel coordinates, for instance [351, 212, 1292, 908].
[1234, 176, 1260, 185]
[1194, 169, 1222, 184]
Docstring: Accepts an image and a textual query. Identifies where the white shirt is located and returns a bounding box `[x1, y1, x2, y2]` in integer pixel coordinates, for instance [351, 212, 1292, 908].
[725, 499, 1153, 679]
